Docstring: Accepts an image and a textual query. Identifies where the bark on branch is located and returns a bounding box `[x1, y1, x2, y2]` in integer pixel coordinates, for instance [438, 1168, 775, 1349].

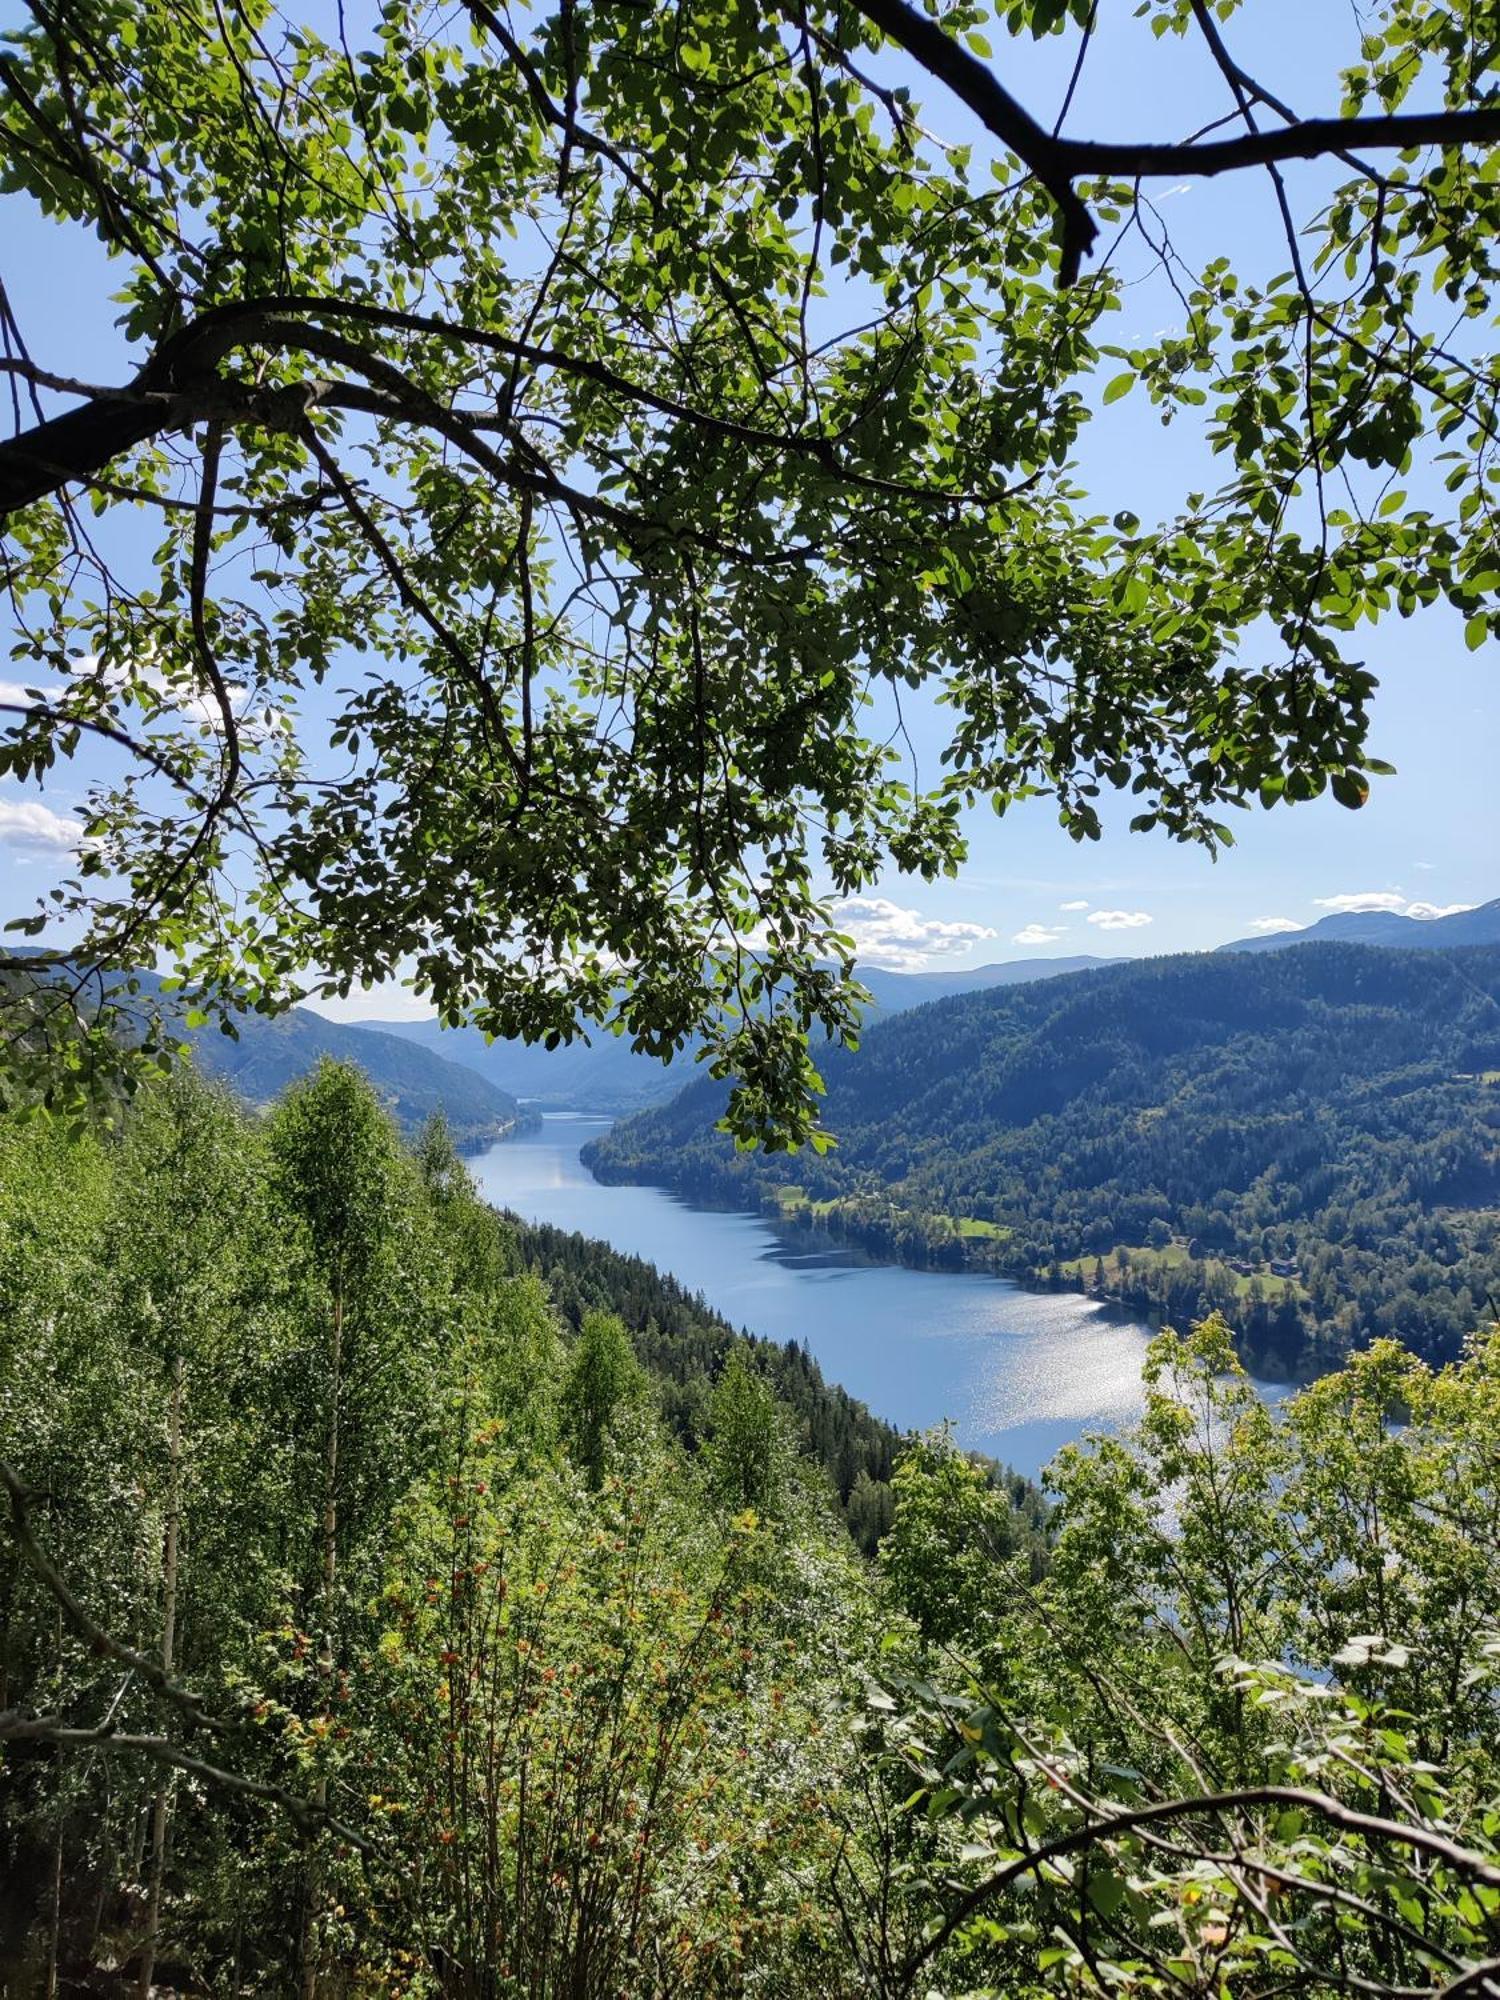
[848, 0, 1500, 281]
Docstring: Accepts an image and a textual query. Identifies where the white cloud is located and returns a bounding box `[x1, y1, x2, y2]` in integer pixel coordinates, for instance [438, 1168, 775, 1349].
[1312, 891, 1475, 921]
[66, 653, 285, 745]
[1248, 916, 1304, 935]
[1313, 891, 1408, 915]
[1086, 909, 1153, 931]
[302, 985, 437, 1024]
[1059, 899, 1090, 912]
[0, 795, 81, 852]
[832, 897, 997, 973]
[1012, 924, 1067, 948]
[0, 679, 61, 707]
[1413, 861, 1436, 872]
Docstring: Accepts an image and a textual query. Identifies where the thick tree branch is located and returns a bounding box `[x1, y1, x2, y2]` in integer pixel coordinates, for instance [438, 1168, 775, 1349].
[848, 0, 1096, 280]
[0, 1457, 239, 1736]
[0, 289, 1026, 532]
[0, 391, 173, 516]
[848, 0, 1500, 282]
[0, 1710, 372, 1850]
[902, 1781, 1500, 1981]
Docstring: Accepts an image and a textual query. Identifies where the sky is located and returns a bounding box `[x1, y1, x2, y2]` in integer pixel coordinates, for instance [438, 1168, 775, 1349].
[0, 0, 1494, 1011]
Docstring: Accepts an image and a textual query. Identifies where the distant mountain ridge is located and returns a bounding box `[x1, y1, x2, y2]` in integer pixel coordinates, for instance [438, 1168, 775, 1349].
[354, 955, 1115, 1111]
[1219, 897, 1500, 954]
[183, 1004, 529, 1148]
[11, 960, 529, 1147]
[352, 901, 1499, 1112]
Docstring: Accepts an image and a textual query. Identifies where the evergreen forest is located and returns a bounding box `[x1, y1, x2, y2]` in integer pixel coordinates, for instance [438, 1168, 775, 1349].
[589, 944, 1500, 1377]
[4, 1062, 1500, 1996]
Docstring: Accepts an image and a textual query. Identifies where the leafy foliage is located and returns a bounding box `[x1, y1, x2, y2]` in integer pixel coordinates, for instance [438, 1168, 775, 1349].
[4, 1066, 1500, 1994]
[1, 0, 1497, 1140]
[853, 1317, 1500, 1996]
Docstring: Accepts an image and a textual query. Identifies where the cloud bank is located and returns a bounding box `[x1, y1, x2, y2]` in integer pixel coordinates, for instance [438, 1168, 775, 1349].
[833, 897, 997, 973]
[0, 796, 81, 852]
[1086, 909, 1153, 931]
[1314, 891, 1476, 921]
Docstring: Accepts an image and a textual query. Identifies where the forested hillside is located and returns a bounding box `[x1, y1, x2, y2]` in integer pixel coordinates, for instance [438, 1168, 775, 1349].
[589, 945, 1500, 1375]
[4, 962, 529, 1148]
[506, 1213, 1048, 1559]
[6, 1065, 1500, 1996]
[183, 1006, 529, 1149]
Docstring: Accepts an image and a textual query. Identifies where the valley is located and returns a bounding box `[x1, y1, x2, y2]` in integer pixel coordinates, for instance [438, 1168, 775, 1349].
[586, 940, 1500, 1376]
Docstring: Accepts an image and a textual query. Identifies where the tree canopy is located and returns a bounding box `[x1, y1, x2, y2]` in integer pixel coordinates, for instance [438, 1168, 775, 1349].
[1, 0, 1496, 1139]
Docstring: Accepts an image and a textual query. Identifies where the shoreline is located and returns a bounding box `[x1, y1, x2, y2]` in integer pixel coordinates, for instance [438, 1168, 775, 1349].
[581, 1145, 1317, 1387]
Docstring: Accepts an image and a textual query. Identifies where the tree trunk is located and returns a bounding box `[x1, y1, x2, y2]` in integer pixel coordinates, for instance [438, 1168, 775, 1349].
[302, 1292, 343, 2000]
[136, 1350, 185, 2000]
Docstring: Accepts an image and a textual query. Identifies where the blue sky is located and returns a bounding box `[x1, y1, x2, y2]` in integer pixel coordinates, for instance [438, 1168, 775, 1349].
[0, 0, 1493, 1006]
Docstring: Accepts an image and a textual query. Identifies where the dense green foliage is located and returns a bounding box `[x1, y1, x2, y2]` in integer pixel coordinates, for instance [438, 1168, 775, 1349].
[3, 0, 1499, 1140]
[853, 1316, 1500, 1996]
[0, 1065, 888, 1992]
[4, 1064, 1500, 1994]
[506, 1208, 1047, 1557]
[589, 943, 1500, 1375]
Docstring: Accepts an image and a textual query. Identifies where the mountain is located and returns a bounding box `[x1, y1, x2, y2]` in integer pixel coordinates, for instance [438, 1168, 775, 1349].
[1219, 897, 1500, 954]
[854, 955, 1111, 1008]
[585, 943, 1500, 1375]
[184, 1007, 528, 1148]
[12, 962, 529, 1148]
[352, 955, 1114, 1111]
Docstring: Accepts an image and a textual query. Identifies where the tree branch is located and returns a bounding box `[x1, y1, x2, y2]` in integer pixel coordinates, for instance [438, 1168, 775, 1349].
[0, 1711, 372, 1851]
[0, 1457, 238, 1737]
[847, 0, 1096, 281]
[902, 1781, 1500, 1981]
[847, 0, 1500, 282]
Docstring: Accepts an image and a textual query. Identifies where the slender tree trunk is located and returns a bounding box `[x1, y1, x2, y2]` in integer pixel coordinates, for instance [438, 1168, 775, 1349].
[303, 1291, 343, 2000]
[137, 1351, 185, 2000]
[44, 1821, 63, 2000]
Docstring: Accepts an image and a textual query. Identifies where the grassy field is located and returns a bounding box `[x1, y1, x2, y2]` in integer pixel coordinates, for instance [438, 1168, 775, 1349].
[771, 1186, 1010, 1243]
[1059, 1241, 1305, 1301]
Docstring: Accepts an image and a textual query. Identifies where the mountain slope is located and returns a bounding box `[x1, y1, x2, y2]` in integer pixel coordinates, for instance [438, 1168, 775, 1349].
[188, 1008, 527, 1146]
[1219, 897, 1500, 954]
[352, 955, 1114, 1110]
[46, 966, 529, 1146]
[587, 944, 1500, 1373]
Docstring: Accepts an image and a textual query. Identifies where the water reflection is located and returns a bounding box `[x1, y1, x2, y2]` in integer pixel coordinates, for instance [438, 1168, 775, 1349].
[471, 1115, 1283, 1484]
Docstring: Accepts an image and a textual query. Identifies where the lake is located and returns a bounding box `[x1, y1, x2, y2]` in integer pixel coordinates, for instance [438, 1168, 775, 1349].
[472, 1115, 1289, 1483]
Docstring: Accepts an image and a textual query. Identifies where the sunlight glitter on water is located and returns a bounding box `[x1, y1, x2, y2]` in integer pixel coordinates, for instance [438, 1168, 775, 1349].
[472, 1116, 1286, 1485]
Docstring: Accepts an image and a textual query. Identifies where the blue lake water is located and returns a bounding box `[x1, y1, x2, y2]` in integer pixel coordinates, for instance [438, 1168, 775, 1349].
[471, 1114, 1288, 1483]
